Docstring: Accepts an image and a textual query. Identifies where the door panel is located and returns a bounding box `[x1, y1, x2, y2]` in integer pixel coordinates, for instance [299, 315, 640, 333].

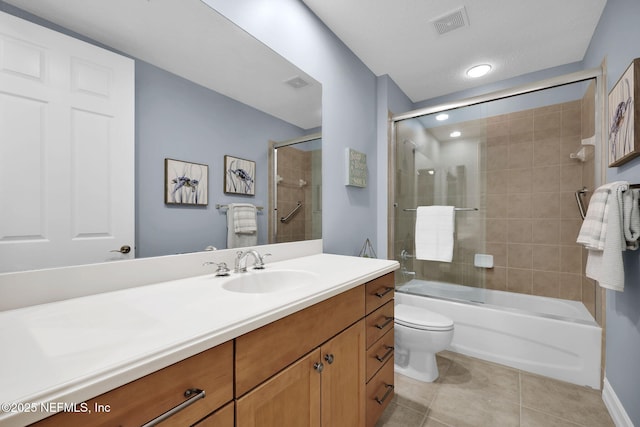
[0, 11, 134, 273]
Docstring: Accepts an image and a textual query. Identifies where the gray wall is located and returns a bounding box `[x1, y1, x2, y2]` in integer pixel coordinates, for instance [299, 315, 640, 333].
[583, 0, 640, 424]
[135, 61, 304, 257]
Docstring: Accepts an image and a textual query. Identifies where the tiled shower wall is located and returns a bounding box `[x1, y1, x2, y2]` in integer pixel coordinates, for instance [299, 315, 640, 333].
[394, 87, 597, 318]
[274, 146, 321, 243]
[484, 96, 595, 317]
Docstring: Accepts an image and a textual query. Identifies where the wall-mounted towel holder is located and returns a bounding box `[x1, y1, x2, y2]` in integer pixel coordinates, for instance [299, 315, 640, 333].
[216, 204, 264, 211]
[403, 207, 478, 212]
[576, 184, 640, 220]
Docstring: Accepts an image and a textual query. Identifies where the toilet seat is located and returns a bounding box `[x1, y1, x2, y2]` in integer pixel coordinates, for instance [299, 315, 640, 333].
[395, 304, 454, 331]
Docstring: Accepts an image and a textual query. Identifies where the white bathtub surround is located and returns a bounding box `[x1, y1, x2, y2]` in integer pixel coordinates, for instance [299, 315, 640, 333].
[0, 249, 398, 426]
[396, 280, 602, 389]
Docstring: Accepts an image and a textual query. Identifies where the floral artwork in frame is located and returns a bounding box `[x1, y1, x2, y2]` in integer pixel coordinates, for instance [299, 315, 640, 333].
[608, 58, 640, 166]
[224, 155, 256, 196]
[164, 158, 208, 205]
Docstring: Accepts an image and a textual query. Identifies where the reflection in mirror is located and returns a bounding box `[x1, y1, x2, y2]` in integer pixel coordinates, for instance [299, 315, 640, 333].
[0, 0, 322, 273]
[269, 134, 322, 244]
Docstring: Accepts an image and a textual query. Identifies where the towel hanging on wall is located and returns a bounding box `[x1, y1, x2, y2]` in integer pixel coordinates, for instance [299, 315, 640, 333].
[577, 182, 640, 292]
[226, 203, 257, 249]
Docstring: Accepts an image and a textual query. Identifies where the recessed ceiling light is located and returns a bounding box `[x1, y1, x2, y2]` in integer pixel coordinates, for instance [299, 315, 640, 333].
[450, 131, 461, 138]
[466, 64, 492, 78]
[436, 113, 449, 121]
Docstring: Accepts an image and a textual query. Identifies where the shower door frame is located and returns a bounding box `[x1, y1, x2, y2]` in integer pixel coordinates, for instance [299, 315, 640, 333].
[268, 132, 322, 244]
[387, 66, 606, 261]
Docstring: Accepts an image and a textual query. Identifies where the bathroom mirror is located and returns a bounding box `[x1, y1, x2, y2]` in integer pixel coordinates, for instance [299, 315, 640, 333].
[0, 0, 322, 273]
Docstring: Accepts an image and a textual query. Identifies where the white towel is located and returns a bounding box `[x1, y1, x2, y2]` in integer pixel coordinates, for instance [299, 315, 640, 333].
[415, 206, 455, 262]
[226, 203, 257, 249]
[579, 182, 631, 292]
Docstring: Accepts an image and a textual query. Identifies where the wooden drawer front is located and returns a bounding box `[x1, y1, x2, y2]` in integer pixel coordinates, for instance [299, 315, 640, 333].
[236, 285, 365, 396]
[32, 341, 234, 427]
[193, 401, 234, 427]
[365, 353, 395, 427]
[365, 273, 394, 315]
[365, 300, 394, 349]
[366, 328, 394, 383]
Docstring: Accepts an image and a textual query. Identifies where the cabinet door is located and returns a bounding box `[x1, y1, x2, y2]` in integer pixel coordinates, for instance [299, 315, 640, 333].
[236, 350, 321, 427]
[321, 320, 366, 427]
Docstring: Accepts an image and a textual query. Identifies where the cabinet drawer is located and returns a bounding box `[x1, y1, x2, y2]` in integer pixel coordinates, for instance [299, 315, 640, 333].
[365, 300, 394, 349]
[365, 353, 395, 427]
[32, 341, 234, 427]
[365, 273, 394, 315]
[366, 328, 394, 382]
[193, 401, 234, 427]
[236, 285, 365, 396]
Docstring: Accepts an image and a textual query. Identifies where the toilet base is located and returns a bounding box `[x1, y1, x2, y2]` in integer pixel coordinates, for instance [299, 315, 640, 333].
[394, 351, 439, 383]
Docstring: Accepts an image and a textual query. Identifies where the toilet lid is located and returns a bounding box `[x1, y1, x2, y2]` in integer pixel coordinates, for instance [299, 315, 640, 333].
[394, 304, 454, 331]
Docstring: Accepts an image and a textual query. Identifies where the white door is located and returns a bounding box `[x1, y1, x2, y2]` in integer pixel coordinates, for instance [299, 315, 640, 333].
[0, 11, 135, 273]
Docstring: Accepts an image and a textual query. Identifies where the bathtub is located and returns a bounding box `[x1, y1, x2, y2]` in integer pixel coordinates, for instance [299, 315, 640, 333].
[396, 280, 602, 389]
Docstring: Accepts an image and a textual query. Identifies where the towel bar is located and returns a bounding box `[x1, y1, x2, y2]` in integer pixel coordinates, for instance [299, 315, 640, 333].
[216, 204, 263, 211]
[403, 207, 478, 212]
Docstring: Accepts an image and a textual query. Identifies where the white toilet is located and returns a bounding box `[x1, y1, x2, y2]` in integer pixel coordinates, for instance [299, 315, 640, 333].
[394, 303, 454, 382]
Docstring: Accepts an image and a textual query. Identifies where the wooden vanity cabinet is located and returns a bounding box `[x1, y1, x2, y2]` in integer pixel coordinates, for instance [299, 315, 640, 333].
[29, 272, 394, 427]
[364, 273, 395, 427]
[235, 286, 366, 427]
[31, 341, 233, 427]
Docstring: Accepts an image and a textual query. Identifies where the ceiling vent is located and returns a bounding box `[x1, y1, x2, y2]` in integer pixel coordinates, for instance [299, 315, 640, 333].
[431, 6, 469, 35]
[284, 76, 310, 89]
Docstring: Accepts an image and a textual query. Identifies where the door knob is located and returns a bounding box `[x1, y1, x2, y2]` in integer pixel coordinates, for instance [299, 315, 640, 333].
[110, 245, 131, 254]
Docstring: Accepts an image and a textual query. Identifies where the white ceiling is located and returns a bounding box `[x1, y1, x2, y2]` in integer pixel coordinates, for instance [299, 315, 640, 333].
[302, 0, 607, 102]
[4, 0, 322, 130]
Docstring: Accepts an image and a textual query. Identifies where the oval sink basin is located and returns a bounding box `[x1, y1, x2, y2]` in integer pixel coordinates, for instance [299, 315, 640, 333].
[221, 269, 319, 294]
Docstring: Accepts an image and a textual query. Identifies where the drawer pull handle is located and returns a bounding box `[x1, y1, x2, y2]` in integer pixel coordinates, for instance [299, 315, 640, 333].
[374, 287, 394, 298]
[314, 362, 324, 373]
[375, 345, 394, 362]
[324, 353, 335, 364]
[374, 316, 394, 330]
[374, 383, 394, 405]
[141, 388, 205, 427]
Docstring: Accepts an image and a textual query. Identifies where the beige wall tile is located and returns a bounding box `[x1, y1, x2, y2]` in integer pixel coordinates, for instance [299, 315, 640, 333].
[532, 165, 560, 192]
[487, 193, 508, 218]
[560, 246, 582, 274]
[508, 143, 533, 169]
[507, 169, 533, 194]
[533, 137, 562, 166]
[486, 242, 507, 267]
[507, 193, 532, 218]
[487, 219, 508, 242]
[532, 271, 560, 298]
[507, 268, 533, 294]
[508, 244, 533, 269]
[560, 219, 582, 245]
[507, 219, 533, 243]
[486, 266, 507, 291]
[531, 219, 560, 244]
[532, 193, 560, 218]
[487, 170, 509, 194]
[532, 245, 560, 271]
[487, 145, 508, 170]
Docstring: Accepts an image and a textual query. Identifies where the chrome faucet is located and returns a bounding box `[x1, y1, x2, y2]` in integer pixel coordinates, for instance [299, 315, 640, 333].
[235, 250, 270, 273]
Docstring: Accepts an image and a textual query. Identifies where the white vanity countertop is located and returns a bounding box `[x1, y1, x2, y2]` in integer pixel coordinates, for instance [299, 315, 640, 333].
[0, 253, 398, 426]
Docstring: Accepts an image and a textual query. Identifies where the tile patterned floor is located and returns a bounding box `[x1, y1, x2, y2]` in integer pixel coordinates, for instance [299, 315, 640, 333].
[376, 351, 614, 427]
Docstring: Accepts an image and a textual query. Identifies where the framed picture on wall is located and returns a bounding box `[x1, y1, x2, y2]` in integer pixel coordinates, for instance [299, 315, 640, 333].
[164, 158, 208, 205]
[224, 155, 256, 196]
[608, 58, 640, 166]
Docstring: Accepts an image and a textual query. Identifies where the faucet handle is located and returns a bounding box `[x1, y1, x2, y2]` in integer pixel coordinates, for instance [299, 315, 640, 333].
[253, 252, 272, 269]
[203, 261, 231, 276]
[214, 262, 230, 276]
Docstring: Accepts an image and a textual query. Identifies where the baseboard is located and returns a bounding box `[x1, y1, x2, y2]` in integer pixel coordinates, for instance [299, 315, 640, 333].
[602, 377, 634, 427]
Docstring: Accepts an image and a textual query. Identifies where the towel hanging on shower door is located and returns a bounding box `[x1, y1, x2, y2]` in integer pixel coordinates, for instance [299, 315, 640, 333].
[414, 206, 455, 262]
